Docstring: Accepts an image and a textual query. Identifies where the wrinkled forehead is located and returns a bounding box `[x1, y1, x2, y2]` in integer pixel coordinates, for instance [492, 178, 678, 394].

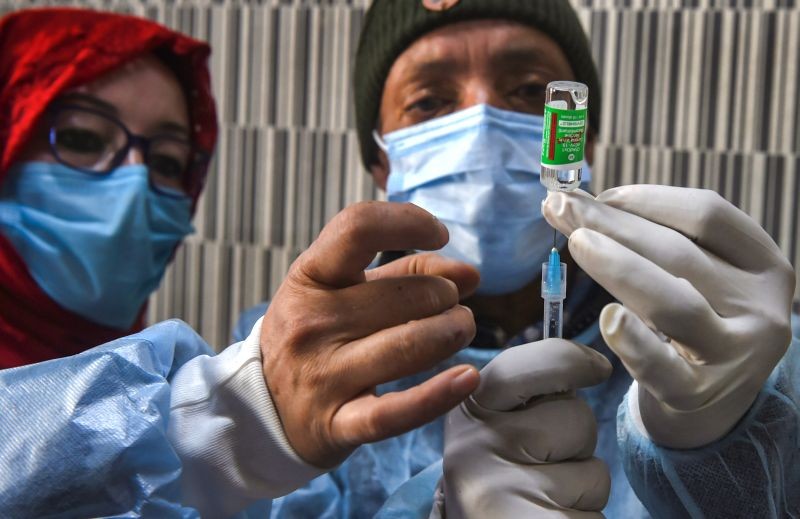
[385, 20, 574, 89]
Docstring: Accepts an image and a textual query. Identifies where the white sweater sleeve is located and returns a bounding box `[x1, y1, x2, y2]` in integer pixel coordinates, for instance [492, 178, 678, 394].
[167, 317, 326, 518]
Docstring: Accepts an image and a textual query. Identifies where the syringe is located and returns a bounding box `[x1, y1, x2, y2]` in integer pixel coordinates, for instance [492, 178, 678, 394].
[541, 248, 567, 339]
[538, 80, 585, 338]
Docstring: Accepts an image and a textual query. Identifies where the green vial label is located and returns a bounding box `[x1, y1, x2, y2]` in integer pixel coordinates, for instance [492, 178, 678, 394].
[540, 105, 587, 166]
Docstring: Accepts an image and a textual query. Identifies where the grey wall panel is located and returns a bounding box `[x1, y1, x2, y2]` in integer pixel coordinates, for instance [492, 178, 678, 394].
[2, 0, 798, 348]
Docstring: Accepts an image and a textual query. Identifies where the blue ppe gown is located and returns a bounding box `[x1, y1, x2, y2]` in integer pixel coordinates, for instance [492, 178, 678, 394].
[236, 290, 800, 518]
[0, 319, 272, 518]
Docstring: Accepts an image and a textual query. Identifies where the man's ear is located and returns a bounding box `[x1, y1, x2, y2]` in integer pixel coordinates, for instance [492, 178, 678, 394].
[370, 150, 390, 191]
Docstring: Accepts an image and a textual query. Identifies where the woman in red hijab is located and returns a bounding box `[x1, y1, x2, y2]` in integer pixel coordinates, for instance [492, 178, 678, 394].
[0, 8, 217, 368]
[0, 9, 305, 517]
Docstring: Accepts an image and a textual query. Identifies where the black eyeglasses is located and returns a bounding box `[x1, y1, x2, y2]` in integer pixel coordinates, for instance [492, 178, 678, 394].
[47, 104, 196, 198]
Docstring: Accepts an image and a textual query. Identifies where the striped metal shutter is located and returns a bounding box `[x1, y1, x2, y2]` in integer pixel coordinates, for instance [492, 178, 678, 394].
[2, 0, 797, 348]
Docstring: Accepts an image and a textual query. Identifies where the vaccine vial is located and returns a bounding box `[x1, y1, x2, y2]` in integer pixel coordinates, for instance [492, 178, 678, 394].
[540, 81, 589, 192]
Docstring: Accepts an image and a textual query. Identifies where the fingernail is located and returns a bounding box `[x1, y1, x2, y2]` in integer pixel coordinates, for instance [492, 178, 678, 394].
[600, 304, 624, 337]
[543, 193, 577, 236]
[544, 191, 565, 215]
[435, 218, 450, 243]
[444, 303, 471, 316]
[445, 305, 475, 348]
[450, 367, 478, 396]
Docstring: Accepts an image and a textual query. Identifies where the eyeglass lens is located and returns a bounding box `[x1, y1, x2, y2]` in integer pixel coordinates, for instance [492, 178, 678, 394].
[51, 107, 192, 195]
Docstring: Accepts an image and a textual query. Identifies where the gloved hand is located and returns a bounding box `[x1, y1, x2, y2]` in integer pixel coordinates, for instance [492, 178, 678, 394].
[543, 185, 796, 449]
[431, 339, 613, 519]
[262, 202, 481, 468]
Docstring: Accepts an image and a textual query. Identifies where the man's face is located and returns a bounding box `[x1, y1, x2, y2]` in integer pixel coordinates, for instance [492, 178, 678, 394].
[371, 19, 592, 188]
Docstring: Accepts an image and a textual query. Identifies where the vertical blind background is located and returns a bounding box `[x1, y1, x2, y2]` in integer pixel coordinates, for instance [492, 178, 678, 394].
[2, 0, 798, 349]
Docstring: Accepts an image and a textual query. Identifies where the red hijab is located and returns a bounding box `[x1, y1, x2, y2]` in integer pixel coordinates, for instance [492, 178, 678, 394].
[0, 8, 218, 368]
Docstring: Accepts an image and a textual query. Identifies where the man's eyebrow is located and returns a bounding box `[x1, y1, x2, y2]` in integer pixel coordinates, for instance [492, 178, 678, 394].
[58, 93, 119, 114]
[403, 56, 461, 81]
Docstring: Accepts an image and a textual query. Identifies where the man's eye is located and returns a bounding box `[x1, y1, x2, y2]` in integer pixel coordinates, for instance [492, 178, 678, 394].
[407, 96, 445, 115]
[55, 128, 106, 154]
[513, 83, 546, 101]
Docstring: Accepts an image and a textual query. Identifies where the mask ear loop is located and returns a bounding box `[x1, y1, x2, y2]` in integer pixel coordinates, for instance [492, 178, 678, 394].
[373, 130, 389, 153]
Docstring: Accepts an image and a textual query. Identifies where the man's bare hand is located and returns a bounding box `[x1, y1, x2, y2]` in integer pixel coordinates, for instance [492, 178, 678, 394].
[261, 201, 481, 468]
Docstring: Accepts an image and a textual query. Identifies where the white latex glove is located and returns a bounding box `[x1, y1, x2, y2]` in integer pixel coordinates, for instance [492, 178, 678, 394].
[543, 185, 796, 449]
[431, 339, 613, 519]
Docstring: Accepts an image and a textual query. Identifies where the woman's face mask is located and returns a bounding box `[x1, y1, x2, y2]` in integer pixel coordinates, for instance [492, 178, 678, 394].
[377, 104, 590, 295]
[0, 162, 194, 329]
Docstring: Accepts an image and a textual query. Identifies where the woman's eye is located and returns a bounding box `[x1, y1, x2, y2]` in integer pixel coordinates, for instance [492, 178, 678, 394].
[55, 128, 106, 154]
[148, 153, 185, 180]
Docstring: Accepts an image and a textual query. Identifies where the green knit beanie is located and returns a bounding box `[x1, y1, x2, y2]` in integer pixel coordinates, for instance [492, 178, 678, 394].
[354, 0, 601, 170]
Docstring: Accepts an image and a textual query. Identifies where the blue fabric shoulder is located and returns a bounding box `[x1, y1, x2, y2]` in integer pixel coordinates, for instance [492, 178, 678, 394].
[619, 335, 800, 518]
[0, 319, 213, 518]
[234, 302, 270, 342]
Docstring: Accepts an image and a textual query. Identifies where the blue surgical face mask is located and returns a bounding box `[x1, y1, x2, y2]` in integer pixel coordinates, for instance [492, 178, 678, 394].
[378, 104, 591, 295]
[0, 162, 194, 329]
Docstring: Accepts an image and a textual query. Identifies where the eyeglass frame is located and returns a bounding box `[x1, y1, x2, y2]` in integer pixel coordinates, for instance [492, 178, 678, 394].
[46, 103, 209, 199]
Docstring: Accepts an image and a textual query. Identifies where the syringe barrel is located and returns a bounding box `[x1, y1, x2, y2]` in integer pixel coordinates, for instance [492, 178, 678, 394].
[542, 260, 567, 339]
[543, 298, 564, 339]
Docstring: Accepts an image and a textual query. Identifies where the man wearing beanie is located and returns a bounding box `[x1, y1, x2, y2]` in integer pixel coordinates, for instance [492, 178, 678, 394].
[264, 1, 800, 517]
